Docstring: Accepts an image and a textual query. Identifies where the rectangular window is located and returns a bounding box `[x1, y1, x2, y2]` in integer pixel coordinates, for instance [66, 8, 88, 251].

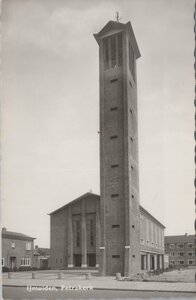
[26, 242, 31, 251]
[112, 255, 120, 258]
[21, 258, 31, 266]
[103, 38, 109, 70]
[111, 194, 119, 198]
[110, 135, 118, 139]
[187, 243, 194, 248]
[111, 35, 117, 68]
[76, 220, 80, 247]
[188, 252, 195, 256]
[169, 244, 175, 249]
[110, 107, 118, 111]
[170, 252, 175, 256]
[177, 244, 184, 248]
[177, 260, 184, 265]
[111, 164, 119, 168]
[110, 78, 118, 83]
[2, 258, 5, 267]
[117, 33, 123, 66]
[90, 235, 94, 247]
[177, 252, 184, 257]
[112, 225, 120, 228]
[129, 40, 135, 80]
[11, 242, 15, 248]
[170, 260, 175, 265]
[90, 219, 94, 247]
[188, 259, 195, 265]
[140, 238, 144, 245]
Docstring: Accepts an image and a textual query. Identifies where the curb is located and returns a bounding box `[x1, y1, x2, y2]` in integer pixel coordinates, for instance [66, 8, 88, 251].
[2, 285, 196, 294]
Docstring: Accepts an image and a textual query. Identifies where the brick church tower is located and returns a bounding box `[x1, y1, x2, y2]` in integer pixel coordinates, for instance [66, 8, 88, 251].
[94, 20, 141, 276]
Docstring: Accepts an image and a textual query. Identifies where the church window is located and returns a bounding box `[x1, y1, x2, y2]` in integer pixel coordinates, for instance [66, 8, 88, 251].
[76, 220, 80, 247]
[90, 219, 94, 246]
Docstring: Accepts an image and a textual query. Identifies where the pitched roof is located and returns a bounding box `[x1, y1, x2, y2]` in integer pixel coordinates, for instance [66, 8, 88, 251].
[94, 20, 141, 59]
[38, 248, 50, 255]
[49, 192, 100, 215]
[49, 192, 165, 228]
[165, 235, 195, 243]
[2, 230, 35, 241]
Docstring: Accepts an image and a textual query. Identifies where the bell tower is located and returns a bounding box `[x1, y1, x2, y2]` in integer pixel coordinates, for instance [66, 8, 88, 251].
[94, 20, 141, 276]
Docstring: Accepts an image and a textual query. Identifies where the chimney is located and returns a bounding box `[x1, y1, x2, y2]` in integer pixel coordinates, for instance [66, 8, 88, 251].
[2, 227, 7, 232]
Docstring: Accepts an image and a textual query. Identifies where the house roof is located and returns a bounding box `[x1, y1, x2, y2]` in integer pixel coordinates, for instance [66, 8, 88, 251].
[2, 230, 35, 241]
[49, 192, 165, 228]
[94, 20, 141, 59]
[38, 248, 50, 256]
[165, 235, 195, 244]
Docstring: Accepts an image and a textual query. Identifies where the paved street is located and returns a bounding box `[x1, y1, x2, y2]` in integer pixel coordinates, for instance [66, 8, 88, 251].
[3, 286, 196, 299]
[2, 267, 196, 300]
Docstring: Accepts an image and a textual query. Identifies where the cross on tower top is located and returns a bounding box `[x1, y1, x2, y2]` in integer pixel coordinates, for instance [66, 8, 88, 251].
[115, 11, 122, 22]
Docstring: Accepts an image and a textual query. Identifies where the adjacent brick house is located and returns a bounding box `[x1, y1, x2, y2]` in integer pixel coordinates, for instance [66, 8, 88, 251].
[33, 246, 50, 269]
[1, 228, 35, 270]
[165, 234, 195, 267]
[50, 192, 165, 273]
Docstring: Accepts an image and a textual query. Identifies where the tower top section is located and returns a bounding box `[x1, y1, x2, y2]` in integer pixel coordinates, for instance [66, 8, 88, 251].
[94, 20, 141, 59]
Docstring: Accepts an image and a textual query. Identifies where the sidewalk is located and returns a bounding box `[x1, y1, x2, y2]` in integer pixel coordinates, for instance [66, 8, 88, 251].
[3, 276, 196, 293]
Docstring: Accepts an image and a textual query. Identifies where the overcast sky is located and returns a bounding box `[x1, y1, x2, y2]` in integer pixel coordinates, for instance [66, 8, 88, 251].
[1, 0, 194, 248]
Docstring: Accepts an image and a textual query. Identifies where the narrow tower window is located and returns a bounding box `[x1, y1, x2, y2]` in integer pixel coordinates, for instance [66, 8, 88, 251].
[117, 33, 123, 66]
[111, 35, 117, 68]
[103, 38, 109, 70]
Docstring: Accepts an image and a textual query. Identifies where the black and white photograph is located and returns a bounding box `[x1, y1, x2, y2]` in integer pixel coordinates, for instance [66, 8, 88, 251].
[1, 0, 195, 299]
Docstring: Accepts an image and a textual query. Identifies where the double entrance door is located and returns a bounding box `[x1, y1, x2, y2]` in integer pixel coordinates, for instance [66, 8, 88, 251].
[73, 253, 96, 267]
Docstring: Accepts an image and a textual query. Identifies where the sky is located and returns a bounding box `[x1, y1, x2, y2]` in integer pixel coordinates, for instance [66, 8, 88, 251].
[1, 0, 195, 248]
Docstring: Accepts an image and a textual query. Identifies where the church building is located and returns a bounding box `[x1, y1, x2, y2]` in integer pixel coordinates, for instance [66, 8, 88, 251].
[50, 20, 165, 276]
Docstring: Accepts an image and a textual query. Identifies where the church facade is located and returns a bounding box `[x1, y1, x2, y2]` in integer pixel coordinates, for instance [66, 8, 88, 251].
[50, 20, 165, 276]
[50, 192, 165, 274]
